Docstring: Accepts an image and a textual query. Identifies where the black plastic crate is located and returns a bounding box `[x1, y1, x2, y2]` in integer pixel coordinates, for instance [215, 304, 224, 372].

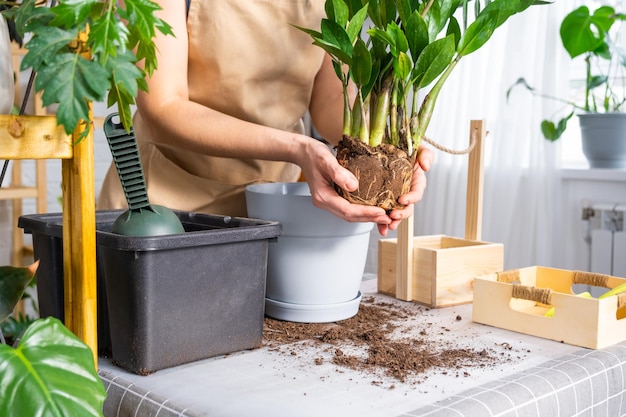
[19, 210, 281, 374]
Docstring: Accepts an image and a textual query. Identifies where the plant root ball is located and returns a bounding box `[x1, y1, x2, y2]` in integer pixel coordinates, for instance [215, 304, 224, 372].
[335, 136, 414, 211]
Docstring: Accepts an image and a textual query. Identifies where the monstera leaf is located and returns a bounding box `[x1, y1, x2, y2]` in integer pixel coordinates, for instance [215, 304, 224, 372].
[0, 261, 38, 323]
[0, 317, 106, 417]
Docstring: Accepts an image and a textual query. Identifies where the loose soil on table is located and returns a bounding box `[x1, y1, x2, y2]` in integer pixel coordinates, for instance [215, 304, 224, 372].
[263, 296, 526, 386]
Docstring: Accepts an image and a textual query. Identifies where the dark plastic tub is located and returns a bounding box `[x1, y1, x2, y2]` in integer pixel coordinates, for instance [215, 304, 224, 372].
[18, 210, 281, 375]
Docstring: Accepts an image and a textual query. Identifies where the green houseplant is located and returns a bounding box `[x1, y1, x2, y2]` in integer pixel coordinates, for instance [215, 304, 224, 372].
[0, 262, 106, 417]
[0, 0, 173, 138]
[507, 4, 626, 168]
[299, 0, 548, 210]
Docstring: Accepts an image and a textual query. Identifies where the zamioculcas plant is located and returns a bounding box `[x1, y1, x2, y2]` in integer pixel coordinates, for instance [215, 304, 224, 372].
[299, 0, 549, 210]
[1, 0, 173, 139]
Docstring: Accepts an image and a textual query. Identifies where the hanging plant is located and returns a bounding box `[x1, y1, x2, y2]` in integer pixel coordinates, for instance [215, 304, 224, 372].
[0, 0, 173, 139]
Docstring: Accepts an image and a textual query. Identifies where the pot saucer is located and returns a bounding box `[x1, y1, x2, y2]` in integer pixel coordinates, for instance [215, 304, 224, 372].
[264, 292, 362, 323]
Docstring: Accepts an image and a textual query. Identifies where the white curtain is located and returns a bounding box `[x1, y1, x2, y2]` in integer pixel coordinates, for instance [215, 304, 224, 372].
[1, 17, 14, 114]
[409, 2, 570, 270]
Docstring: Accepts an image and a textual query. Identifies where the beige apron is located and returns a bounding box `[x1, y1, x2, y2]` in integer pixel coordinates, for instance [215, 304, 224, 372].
[98, 0, 325, 216]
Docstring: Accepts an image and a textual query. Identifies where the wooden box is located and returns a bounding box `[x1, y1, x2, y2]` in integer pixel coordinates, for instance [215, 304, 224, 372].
[378, 235, 503, 307]
[472, 266, 626, 349]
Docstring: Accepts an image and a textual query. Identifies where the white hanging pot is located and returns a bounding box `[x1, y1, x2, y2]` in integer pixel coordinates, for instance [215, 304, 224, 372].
[0, 18, 14, 114]
[245, 182, 373, 323]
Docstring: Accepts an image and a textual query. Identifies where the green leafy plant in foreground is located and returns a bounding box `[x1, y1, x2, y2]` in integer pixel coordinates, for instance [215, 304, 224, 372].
[1, 0, 173, 139]
[299, 0, 550, 156]
[0, 263, 106, 417]
[507, 4, 626, 141]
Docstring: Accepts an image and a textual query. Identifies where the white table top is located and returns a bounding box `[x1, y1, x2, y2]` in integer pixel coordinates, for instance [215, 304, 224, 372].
[99, 279, 594, 417]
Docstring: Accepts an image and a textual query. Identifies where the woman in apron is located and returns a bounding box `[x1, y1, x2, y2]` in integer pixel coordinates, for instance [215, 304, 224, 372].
[97, 0, 433, 236]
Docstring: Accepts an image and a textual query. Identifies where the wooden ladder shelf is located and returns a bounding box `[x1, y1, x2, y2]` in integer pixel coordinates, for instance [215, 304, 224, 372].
[0, 113, 98, 364]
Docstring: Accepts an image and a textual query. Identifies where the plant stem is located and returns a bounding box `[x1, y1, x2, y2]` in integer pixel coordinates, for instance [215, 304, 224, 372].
[341, 72, 352, 136]
[389, 78, 399, 146]
[369, 74, 393, 147]
[413, 56, 460, 148]
[585, 54, 592, 112]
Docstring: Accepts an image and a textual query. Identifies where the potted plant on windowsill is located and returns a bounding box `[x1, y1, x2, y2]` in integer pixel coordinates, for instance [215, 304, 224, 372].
[507, 4, 626, 169]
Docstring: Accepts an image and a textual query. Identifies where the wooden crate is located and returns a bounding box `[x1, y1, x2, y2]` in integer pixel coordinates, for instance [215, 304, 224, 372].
[377, 120, 504, 307]
[378, 235, 503, 307]
[472, 266, 626, 349]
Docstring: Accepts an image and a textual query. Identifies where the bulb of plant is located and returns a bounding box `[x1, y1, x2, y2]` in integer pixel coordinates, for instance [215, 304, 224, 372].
[507, 4, 626, 141]
[298, 0, 549, 210]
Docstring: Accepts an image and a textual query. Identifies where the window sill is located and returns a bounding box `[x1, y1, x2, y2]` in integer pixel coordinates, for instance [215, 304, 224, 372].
[560, 166, 626, 182]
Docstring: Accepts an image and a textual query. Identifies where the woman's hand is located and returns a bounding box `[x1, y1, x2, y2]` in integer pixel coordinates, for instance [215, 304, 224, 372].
[298, 139, 434, 236]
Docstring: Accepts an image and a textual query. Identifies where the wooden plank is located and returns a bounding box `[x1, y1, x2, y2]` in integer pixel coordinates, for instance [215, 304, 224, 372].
[0, 115, 73, 160]
[395, 215, 414, 301]
[0, 186, 39, 200]
[465, 120, 486, 241]
[62, 118, 98, 365]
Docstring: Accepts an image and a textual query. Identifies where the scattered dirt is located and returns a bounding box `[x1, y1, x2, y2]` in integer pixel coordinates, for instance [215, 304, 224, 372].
[335, 136, 414, 211]
[263, 296, 526, 385]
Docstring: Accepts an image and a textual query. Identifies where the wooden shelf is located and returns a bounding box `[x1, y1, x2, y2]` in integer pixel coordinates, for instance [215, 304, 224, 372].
[0, 186, 39, 200]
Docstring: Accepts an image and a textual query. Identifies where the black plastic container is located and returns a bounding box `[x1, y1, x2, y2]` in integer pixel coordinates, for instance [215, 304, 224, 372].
[19, 210, 281, 375]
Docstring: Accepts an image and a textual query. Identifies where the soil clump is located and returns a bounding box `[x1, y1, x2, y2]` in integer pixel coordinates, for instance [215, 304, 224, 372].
[335, 137, 414, 211]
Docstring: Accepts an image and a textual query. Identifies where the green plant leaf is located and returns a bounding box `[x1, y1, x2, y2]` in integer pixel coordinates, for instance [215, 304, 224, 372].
[120, 0, 173, 76]
[35, 52, 110, 134]
[351, 38, 372, 87]
[423, 0, 456, 40]
[88, 4, 129, 58]
[19, 26, 78, 72]
[346, 4, 368, 43]
[540, 112, 573, 142]
[405, 11, 430, 64]
[325, 0, 349, 28]
[10, 0, 54, 40]
[0, 263, 37, 324]
[49, 0, 96, 29]
[588, 75, 608, 91]
[0, 317, 106, 417]
[560, 6, 614, 59]
[387, 21, 409, 56]
[394, 51, 412, 81]
[414, 35, 455, 88]
[457, 0, 534, 57]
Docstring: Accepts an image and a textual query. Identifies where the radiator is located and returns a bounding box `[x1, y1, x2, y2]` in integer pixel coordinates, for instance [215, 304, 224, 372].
[587, 202, 626, 277]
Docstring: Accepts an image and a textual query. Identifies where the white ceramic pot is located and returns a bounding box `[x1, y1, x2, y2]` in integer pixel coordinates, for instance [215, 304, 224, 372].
[245, 182, 373, 323]
[0, 18, 14, 114]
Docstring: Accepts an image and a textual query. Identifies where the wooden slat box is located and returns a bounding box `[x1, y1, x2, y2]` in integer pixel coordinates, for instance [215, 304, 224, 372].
[472, 266, 626, 349]
[378, 235, 504, 308]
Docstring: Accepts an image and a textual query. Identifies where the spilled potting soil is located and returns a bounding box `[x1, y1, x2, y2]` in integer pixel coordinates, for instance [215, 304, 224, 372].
[263, 295, 528, 386]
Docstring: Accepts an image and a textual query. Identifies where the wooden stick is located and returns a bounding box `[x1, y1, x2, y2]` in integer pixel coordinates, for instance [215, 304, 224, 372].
[395, 214, 414, 301]
[465, 120, 486, 241]
[62, 112, 98, 366]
